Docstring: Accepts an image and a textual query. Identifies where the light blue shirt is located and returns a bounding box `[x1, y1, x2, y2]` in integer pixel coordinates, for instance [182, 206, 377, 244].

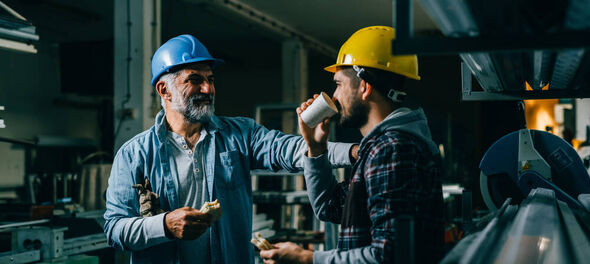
[167, 130, 210, 264]
[104, 110, 354, 264]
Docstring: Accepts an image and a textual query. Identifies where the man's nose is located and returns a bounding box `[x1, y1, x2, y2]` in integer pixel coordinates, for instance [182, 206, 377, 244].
[331, 89, 339, 103]
[200, 81, 213, 94]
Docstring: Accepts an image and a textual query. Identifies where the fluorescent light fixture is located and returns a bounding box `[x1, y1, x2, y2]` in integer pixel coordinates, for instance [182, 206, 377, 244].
[461, 53, 502, 92]
[418, 0, 479, 37]
[419, 0, 503, 92]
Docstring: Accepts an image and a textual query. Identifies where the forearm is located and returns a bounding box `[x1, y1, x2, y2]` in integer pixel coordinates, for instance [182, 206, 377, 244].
[250, 121, 354, 170]
[107, 213, 172, 251]
[293, 140, 354, 167]
[313, 246, 380, 264]
[303, 153, 343, 223]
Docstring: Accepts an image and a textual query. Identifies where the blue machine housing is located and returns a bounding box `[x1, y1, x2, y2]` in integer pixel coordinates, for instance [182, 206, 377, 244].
[480, 129, 590, 209]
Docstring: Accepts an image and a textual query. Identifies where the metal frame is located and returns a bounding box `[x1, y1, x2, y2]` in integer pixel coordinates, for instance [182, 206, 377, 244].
[394, 0, 590, 55]
[252, 103, 302, 232]
[461, 63, 590, 101]
[62, 233, 108, 256]
[0, 250, 40, 263]
[192, 0, 337, 58]
[252, 103, 337, 250]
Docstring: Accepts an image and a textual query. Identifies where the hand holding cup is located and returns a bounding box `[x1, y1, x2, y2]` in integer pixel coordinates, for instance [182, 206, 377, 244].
[297, 92, 338, 157]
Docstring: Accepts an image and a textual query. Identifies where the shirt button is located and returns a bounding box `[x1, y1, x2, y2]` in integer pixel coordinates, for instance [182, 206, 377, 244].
[194, 168, 199, 173]
[188, 150, 192, 154]
[183, 145, 188, 149]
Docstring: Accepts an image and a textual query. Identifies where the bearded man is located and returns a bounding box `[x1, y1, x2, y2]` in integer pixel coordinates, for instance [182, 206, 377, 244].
[259, 26, 444, 264]
[103, 34, 358, 264]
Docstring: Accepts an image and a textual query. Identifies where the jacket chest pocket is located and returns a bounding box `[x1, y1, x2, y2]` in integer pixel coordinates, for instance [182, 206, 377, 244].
[218, 150, 246, 189]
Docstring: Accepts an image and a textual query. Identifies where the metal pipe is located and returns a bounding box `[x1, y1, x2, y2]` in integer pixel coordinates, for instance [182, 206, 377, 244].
[0, 1, 28, 21]
[0, 27, 39, 41]
[0, 37, 37, 54]
[0, 135, 36, 146]
[0, 219, 50, 230]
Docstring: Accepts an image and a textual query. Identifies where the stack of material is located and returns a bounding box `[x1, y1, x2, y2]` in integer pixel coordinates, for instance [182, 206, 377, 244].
[442, 188, 590, 263]
[253, 214, 275, 239]
[79, 164, 111, 211]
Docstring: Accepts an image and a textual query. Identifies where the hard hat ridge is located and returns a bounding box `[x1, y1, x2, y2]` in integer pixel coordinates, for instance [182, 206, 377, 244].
[324, 26, 420, 80]
[151, 34, 224, 86]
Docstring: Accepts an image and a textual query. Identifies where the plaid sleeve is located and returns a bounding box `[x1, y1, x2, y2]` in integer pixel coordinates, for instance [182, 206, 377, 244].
[364, 136, 420, 263]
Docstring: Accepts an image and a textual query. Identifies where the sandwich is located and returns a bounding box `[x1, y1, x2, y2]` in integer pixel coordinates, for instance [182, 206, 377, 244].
[251, 232, 273, 251]
[200, 199, 222, 222]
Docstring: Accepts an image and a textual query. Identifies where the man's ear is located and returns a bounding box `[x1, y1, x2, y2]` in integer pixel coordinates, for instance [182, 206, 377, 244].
[156, 81, 172, 101]
[360, 80, 373, 101]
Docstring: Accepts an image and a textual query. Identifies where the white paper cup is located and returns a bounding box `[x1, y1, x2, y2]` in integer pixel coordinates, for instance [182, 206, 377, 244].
[300, 92, 338, 128]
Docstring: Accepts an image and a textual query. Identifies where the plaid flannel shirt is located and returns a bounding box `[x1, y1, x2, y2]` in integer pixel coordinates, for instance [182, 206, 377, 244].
[323, 130, 444, 263]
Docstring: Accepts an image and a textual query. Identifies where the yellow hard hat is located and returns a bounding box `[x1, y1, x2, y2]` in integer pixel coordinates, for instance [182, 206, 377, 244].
[324, 26, 420, 80]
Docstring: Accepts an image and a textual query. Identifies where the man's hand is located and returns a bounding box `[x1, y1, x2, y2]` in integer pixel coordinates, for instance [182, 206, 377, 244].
[297, 94, 330, 157]
[350, 144, 359, 162]
[164, 207, 212, 240]
[259, 242, 313, 264]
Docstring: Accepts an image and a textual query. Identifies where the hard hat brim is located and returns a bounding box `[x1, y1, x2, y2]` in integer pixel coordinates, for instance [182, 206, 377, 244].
[324, 64, 338, 73]
[323, 63, 421, 80]
[151, 57, 224, 86]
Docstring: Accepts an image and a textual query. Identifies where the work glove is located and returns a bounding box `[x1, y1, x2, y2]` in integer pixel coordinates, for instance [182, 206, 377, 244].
[132, 178, 165, 217]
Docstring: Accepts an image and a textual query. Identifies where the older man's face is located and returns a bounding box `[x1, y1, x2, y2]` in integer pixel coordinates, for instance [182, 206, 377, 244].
[169, 63, 216, 123]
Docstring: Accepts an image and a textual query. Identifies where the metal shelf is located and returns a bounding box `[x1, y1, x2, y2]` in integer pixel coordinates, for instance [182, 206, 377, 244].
[253, 191, 309, 204]
[393, 0, 590, 100]
[250, 170, 302, 177]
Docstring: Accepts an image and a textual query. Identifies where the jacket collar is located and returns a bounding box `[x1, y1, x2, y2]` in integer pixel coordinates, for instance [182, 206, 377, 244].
[358, 107, 421, 153]
[154, 109, 226, 143]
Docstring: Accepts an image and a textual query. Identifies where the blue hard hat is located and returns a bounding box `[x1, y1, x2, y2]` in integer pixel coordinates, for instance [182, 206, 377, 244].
[151, 34, 224, 86]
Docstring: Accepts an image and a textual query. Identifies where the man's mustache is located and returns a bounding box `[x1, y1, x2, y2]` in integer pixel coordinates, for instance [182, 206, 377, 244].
[189, 94, 214, 103]
[334, 100, 342, 112]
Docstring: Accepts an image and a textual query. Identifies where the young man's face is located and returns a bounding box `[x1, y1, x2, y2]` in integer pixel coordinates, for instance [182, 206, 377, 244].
[332, 69, 368, 129]
[169, 63, 216, 123]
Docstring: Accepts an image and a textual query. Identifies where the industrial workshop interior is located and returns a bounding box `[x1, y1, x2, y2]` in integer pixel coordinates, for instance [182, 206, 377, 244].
[2, 0, 590, 263]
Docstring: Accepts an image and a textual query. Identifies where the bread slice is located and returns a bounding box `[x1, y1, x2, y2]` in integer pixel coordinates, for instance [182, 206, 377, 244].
[200, 199, 222, 222]
[251, 232, 273, 250]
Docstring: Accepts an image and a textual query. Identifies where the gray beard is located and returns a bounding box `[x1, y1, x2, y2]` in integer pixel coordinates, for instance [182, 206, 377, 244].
[171, 92, 215, 124]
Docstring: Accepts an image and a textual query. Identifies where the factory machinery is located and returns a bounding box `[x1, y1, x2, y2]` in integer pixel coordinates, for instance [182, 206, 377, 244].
[387, 0, 590, 262]
[0, 211, 109, 263]
[440, 106, 590, 263]
[0, 103, 110, 262]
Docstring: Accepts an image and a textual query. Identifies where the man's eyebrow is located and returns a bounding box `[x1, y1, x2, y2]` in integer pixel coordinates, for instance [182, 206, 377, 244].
[184, 73, 213, 81]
